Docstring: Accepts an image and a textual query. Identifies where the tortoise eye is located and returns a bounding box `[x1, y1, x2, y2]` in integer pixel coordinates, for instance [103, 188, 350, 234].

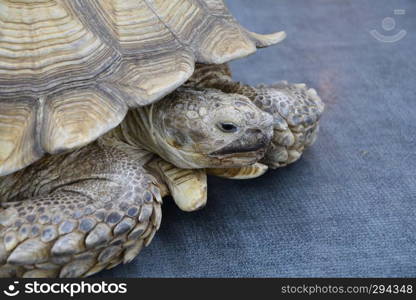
[217, 122, 238, 133]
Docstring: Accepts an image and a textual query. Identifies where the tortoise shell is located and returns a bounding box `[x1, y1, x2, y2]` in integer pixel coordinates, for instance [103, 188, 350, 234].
[0, 0, 285, 176]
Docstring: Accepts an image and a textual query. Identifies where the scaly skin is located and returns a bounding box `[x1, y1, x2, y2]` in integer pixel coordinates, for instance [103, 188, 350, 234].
[0, 138, 162, 277]
[187, 64, 325, 169]
[0, 86, 273, 278]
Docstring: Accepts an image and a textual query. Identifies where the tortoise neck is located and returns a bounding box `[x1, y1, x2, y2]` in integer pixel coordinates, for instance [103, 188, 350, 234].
[112, 107, 156, 152]
[116, 106, 201, 169]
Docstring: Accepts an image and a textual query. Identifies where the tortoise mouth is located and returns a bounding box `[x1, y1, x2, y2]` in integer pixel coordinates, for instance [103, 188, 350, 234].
[208, 148, 267, 167]
[209, 142, 267, 156]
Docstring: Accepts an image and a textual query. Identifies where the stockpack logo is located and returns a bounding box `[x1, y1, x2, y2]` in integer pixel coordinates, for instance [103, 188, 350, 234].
[3, 281, 20, 297]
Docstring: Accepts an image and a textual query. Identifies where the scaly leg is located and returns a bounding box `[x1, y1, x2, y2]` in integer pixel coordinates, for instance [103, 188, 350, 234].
[0, 139, 162, 278]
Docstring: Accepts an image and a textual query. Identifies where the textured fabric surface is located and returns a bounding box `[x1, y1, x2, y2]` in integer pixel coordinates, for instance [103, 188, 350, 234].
[101, 0, 416, 277]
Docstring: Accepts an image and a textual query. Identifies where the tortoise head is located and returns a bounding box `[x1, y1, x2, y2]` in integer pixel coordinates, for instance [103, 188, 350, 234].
[147, 88, 273, 169]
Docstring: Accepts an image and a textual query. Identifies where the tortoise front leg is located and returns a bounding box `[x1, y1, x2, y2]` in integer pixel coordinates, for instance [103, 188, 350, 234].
[249, 82, 324, 168]
[0, 141, 162, 278]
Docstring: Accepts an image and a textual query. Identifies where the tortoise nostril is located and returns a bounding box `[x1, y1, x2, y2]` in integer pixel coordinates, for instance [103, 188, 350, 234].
[217, 122, 238, 133]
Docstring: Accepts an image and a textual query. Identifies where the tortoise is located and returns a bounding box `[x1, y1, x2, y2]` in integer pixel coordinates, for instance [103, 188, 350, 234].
[0, 0, 324, 277]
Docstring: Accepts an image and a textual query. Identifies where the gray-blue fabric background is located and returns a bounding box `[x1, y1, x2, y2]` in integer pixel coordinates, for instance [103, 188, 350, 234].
[101, 0, 416, 277]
